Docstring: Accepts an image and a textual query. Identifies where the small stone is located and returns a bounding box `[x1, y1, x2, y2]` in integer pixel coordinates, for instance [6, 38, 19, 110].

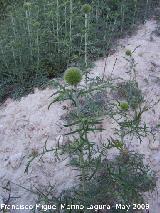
[149, 140, 159, 150]
[151, 152, 160, 168]
[8, 153, 24, 169]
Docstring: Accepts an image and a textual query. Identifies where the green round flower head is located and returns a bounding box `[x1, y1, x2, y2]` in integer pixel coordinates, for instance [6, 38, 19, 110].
[64, 67, 82, 86]
[119, 102, 129, 110]
[32, 21, 40, 28]
[23, 2, 32, 8]
[82, 4, 92, 14]
[125, 49, 132, 56]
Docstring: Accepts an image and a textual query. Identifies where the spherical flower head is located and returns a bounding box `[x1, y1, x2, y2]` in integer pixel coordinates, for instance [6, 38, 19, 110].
[64, 67, 82, 86]
[32, 21, 40, 28]
[125, 49, 132, 56]
[82, 4, 92, 14]
[23, 2, 32, 9]
[119, 102, 129, 110]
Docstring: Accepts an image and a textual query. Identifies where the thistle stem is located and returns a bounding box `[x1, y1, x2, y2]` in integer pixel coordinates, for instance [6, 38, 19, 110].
[69, 0, 73, 55]
[25, 9, 33, 59]
[56, 0, 60, 53]
[85, 13, 88, 68]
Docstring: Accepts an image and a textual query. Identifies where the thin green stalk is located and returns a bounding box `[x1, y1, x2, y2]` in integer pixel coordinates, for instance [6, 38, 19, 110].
[84, 13, 88, 68]
[104, 13, 109, 41]
[56, 0, 60, 53]
[11, 43, 17, 67]
[120, 1, 125, 33]
[36, 6, 40, 72]
[74, 88, 86, 203]
[10, 13, 18, 68]
[64, 2, 67, 38]
[69, 0, 73, 55]
[25, 8, 33, 59]
[51, 11, 55, 33]
[0, 42, 8, 69]
[144, 0, 149, 21]
[79, 147, 86, 200]
[36, 29, 40, 71]
[133, 0, 138, 24]
[95, 0, 99, 24]
[11, 14, 16, 37]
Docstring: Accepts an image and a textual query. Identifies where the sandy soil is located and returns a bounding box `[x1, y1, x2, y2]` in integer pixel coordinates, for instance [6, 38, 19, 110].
[0, 19, 160, 212]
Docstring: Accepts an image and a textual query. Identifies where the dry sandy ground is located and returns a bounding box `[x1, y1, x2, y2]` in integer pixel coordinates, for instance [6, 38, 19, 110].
[0, 19, 160, 212]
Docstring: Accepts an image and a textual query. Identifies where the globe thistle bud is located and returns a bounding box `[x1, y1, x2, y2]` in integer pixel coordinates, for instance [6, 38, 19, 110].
[82, 4, 92, 14]
[119, 102, 129, 110]
[64, 67, 82, 86]
[32, 21, 40, 28]
[125, 49, 132, 56]
[23, 2, 32, 9]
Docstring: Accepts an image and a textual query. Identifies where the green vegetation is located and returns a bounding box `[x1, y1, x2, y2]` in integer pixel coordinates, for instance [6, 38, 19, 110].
[119, 102, 129, 110]
[24, 53, 156, 212]
[0, 0, 159, 102]
[32, 153, 155, 213]
[64, 67, 82, 86]
[0, 0, 159, 210]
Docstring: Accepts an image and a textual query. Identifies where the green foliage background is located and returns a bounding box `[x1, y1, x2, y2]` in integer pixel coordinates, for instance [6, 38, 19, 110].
[0, 0, 159, 101]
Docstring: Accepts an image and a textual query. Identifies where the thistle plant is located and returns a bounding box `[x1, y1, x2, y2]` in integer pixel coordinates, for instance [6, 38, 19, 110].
[64, 67, 82, 86]
[125, 47, 138, 81]
[112, 50, 154, 145]
[124, 48, 142, 106]
[48, 68, 112, 199]
[24, 54, 157, 211]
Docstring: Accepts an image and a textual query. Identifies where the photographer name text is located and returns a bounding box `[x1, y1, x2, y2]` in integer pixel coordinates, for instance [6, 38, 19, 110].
[0, 203, 150, 211]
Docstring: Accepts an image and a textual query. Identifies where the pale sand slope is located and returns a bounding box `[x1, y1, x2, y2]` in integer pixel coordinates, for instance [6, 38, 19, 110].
[0, 19, 160, 212]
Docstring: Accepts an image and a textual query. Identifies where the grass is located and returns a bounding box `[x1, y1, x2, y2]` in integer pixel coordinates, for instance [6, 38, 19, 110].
[0, 0, 159, 102]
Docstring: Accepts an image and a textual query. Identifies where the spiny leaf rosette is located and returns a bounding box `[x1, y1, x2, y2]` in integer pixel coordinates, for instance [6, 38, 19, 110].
[82, 4, 92, 14]
[64, 67, 82, 86]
